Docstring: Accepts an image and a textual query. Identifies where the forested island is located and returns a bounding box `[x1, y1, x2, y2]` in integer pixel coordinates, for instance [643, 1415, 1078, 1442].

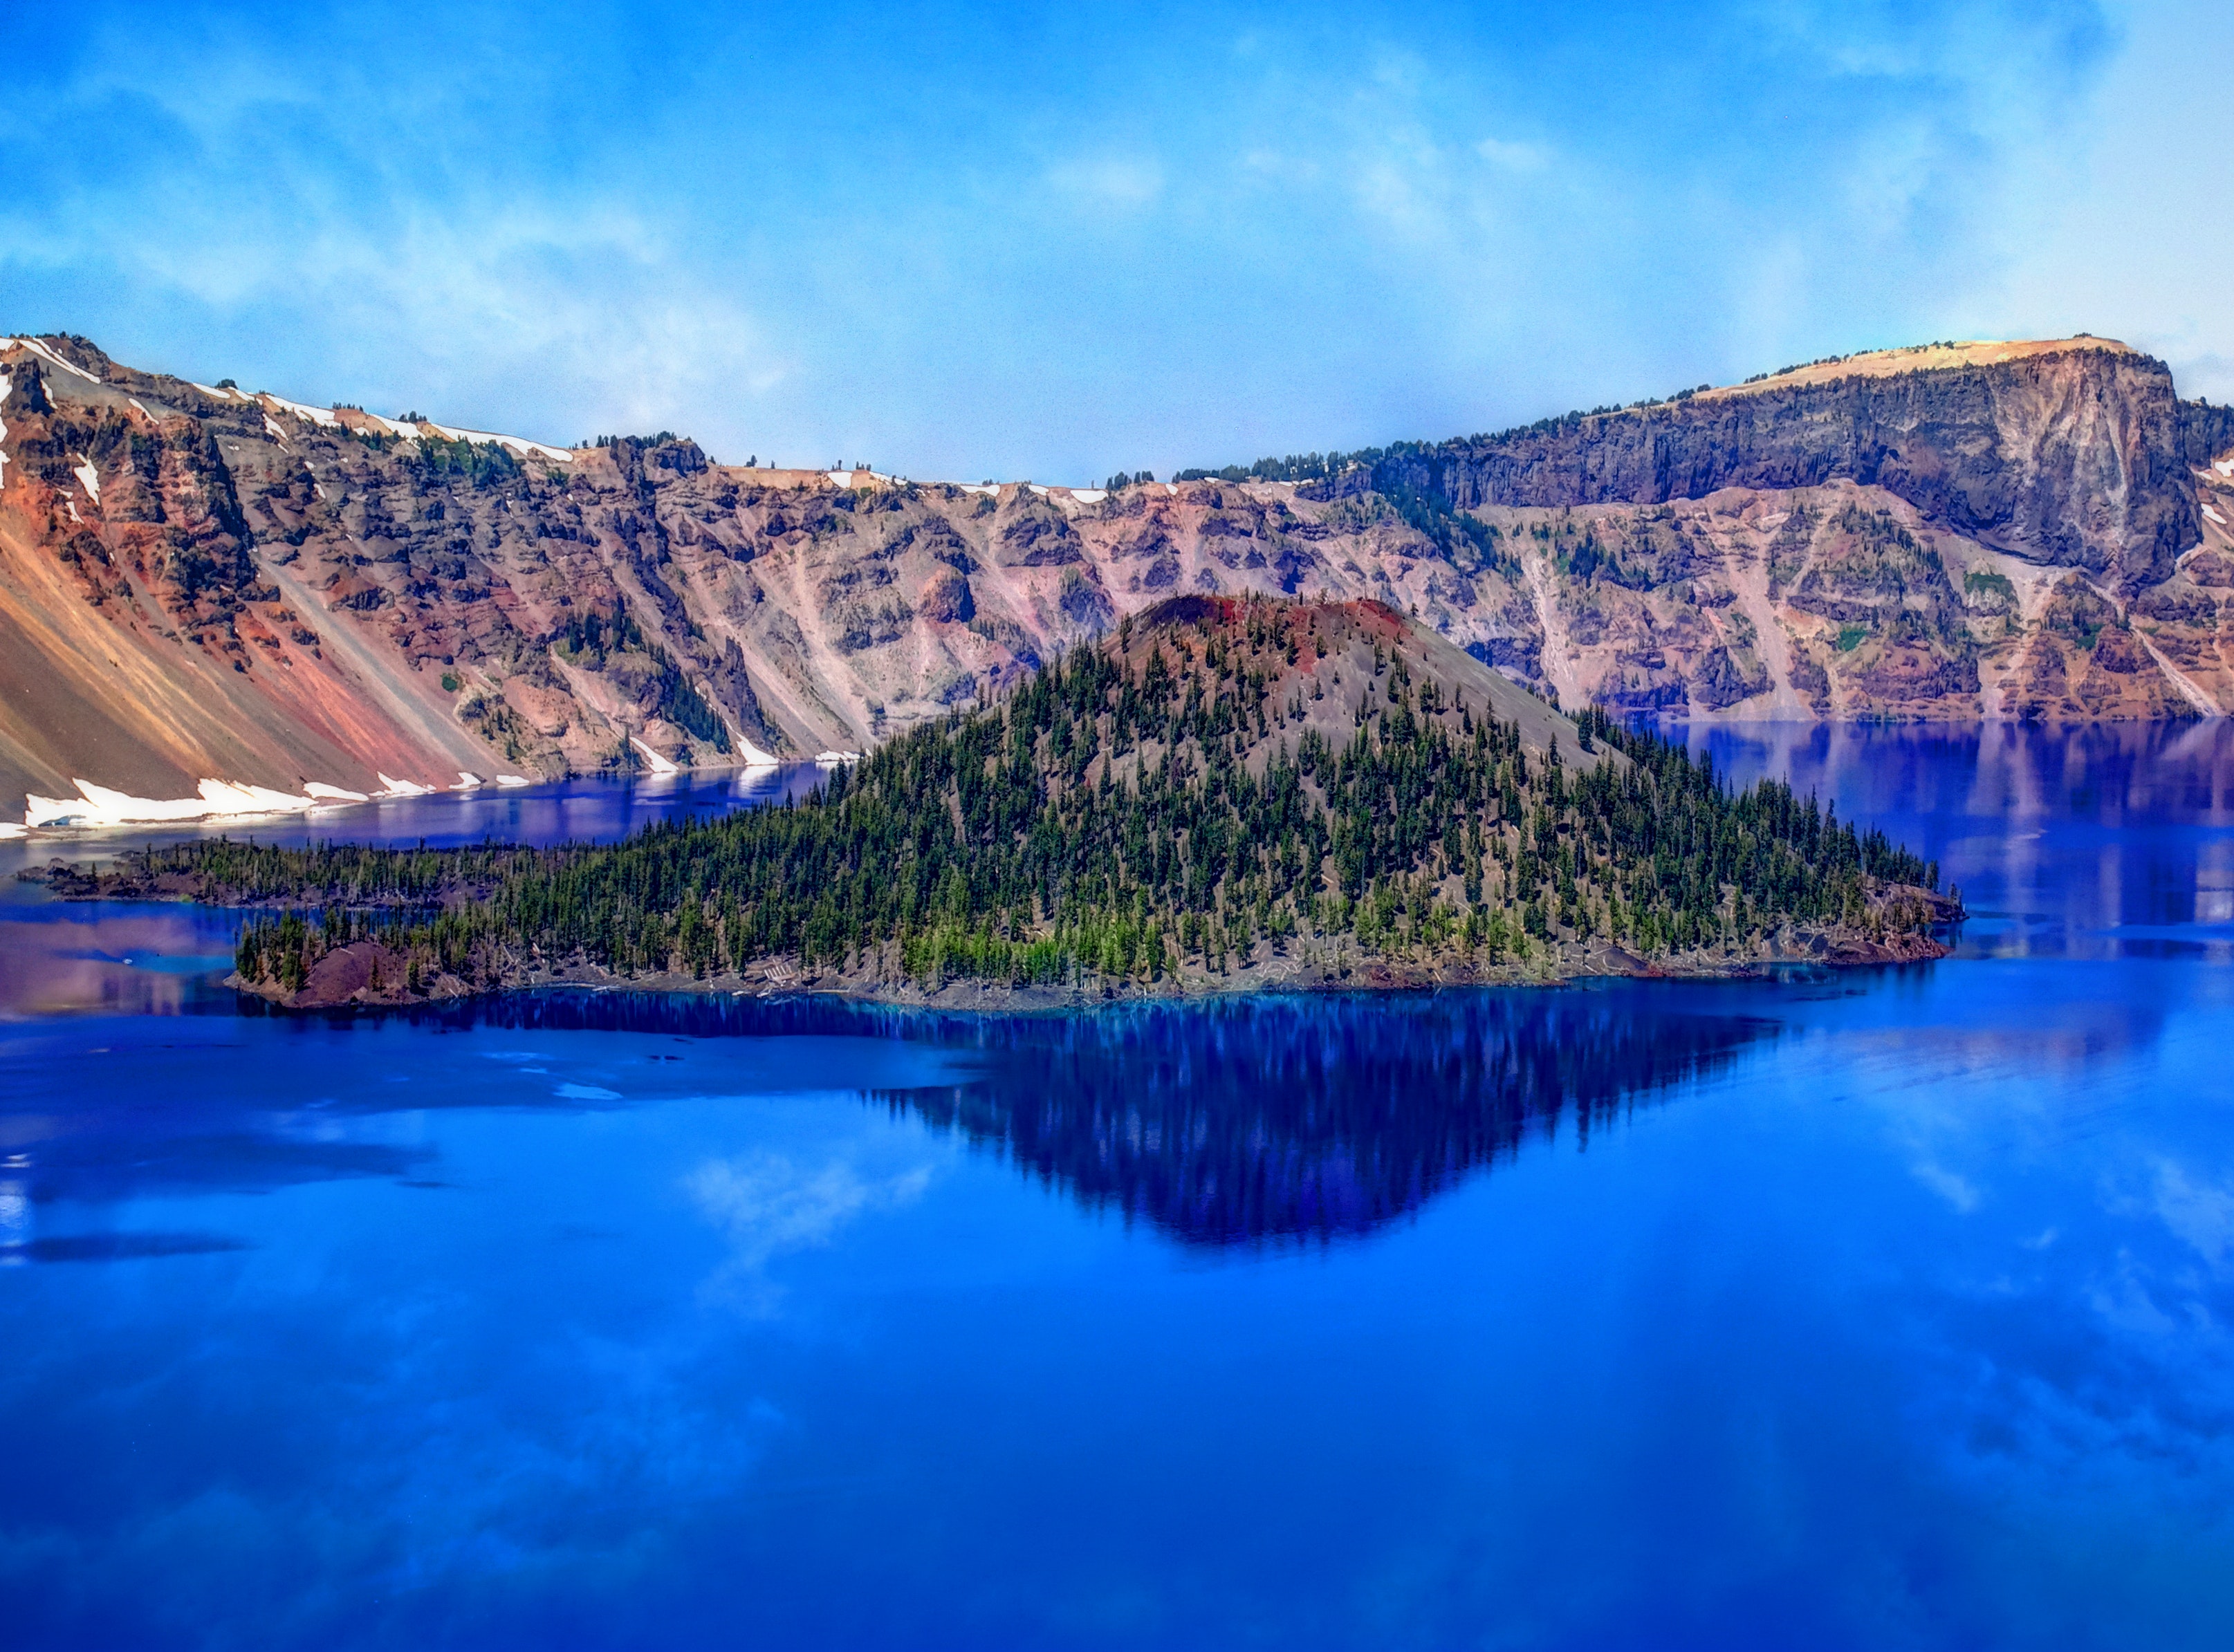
[34, 597, 1961, 1008]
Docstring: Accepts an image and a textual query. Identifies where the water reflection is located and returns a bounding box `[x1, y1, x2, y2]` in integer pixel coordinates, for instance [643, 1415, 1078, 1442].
[3, 734, 2232, 1647]
[363, 987, 1783, 1246]
[2, 1231, 250, 1265]
[0, 902, 243, 1017]
[0, 987, 1787, 1256]
[0, 1074, 436, 1212]
[883, 993, 1781, 1244]
[1684, 721, 2234, 960]
[18, 720, 2234, 1253]
[0, 1008, 967, 1259]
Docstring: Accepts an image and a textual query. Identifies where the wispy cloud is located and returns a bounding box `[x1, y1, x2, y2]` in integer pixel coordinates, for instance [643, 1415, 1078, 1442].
[1913, 1160, 1984, 1214]
[1046, 155, 1165, 210]
[1475, 138, 1551, 174]
[686, 1149, 936, 1312]
[2148, 1158, 2234, 1270]
[3, 0, 2213, 479]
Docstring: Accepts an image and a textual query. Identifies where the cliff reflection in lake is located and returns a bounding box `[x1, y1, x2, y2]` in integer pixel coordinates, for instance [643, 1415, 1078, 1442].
[1687, 718, 2234, 959]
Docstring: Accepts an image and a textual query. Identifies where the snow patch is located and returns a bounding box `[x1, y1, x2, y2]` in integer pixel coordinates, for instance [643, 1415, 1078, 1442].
[71, 454, 98, 503]
[0, 368, 10, 490]
[454, 771, 483, 789]
[2207, 504, 2228, 526]
[495, 774, 532, 788]
[630, 737, 681, 775]
[0, 823, 25, 841]
[262, 416, 291, 445]
[813, 750, 862, 765]
[736, 736, 779, 768]
[426, 421, 571, 463]
[21, 776, 370, 829]
[2215, 458, 2233, 478]
[27, 784, 195, 826]
[955, 483, 998, 496]
[64, 500, 80, 523]
[190, 382, 241, 401]
[259, 394, 342, 429]
[1068, 488, 1107, 504]
[127, 399, 153, 420]
[197, 779, 318, 815]
[375, 773, 439, 797]
[5, 337, 101, 383]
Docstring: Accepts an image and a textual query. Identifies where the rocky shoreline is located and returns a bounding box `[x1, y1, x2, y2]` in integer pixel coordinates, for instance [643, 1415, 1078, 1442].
[221, 890, 1961, 1014]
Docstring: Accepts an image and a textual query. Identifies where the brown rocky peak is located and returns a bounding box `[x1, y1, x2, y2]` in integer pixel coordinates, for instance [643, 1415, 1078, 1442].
[1109, 594, 1588, 764]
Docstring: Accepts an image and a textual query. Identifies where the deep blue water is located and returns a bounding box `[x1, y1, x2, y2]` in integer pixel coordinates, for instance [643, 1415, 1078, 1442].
[4, 727, 2234, 1648]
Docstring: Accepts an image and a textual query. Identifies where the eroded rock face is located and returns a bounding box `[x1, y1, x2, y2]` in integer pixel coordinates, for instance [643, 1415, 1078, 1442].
[1369, 340, 2199, 591]
[5, 331, 2234, 819]
[0, 342, 498, 810]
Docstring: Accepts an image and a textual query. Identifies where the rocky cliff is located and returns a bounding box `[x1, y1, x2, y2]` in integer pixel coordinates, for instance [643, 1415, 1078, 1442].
[1366, 339, 2202, 591]
[4, 331, 2233, 824]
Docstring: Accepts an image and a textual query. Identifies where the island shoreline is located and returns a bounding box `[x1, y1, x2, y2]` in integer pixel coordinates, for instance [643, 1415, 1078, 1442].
[216, 913, 1957, 1014]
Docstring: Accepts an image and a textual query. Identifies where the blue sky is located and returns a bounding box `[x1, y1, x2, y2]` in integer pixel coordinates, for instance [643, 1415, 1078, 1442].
[1, 1, 2225, 482]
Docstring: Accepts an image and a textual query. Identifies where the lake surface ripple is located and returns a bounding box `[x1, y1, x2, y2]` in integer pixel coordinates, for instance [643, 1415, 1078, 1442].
[3, 725, 2234, 1649]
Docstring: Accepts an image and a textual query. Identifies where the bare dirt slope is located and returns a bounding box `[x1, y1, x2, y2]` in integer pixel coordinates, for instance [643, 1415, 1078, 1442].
[1107, 592, 1586, 769]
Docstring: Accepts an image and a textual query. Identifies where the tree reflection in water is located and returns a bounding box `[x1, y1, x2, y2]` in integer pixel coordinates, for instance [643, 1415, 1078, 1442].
[461, 987, 1784, 1246]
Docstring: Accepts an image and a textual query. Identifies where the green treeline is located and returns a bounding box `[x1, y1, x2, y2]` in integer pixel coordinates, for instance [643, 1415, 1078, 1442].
[217, 613, 1939, 995]
[409, 434, 523, 489]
